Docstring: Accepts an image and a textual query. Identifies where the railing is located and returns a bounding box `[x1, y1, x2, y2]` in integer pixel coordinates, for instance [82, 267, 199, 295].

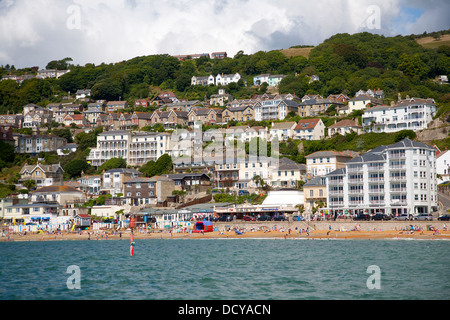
[348, 189, 364, 194]
[368, 166, 384, 171]
[390, 188, 407, 192]
[368, 188, 385, 194]
[390, 175, 407, 180]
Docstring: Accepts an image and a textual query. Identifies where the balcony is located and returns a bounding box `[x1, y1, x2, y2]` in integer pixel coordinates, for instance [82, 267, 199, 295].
[391, 188, 406, 193]
[368, 188, 385, 194]
[328, 189, 344, 195]
[390, 175, 407, 181]
[368, 165, 384, 172]
[348, 189, 364, 195]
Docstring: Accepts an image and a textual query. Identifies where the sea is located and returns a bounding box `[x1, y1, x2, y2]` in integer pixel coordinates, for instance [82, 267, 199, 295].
[0, 238, 449, 300]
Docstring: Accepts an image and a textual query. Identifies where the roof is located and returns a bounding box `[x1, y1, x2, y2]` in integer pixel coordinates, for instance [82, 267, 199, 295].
[305, 150, 355, 159]
[304, 176, 327, 187]
[271, 122, 297, 130]
[20, 163, 64, 175]
[328, 120, 362, 128]
[32, 185, 84, 194]
[388, 138, 434, 151]
[294, 118, 322, 130]
[105, 168, 142, 175]
[278, 157, 306, 171]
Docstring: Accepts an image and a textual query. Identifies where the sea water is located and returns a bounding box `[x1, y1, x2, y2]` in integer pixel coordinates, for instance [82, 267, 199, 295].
[0, 239, 449, 300]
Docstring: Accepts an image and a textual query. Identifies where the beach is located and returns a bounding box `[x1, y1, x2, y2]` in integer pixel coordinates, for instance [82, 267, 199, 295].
[2, 221, 450, 242]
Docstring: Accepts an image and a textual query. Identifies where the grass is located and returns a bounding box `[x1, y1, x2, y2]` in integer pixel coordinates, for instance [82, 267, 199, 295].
[416, 34, 450, 49]
[280, 47, 314, 58]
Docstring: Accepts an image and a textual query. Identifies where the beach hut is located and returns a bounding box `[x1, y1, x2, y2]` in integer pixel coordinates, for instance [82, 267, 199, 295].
[193, 220, 213, 233]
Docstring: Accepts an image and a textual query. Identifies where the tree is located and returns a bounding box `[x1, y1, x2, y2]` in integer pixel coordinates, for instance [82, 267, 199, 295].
[46, 57, 73, 70]
[397, 54, 430, 79]
[22, 179, 37, 191]
[98, 157, 127, 172]
[139, 154, 173, 177]
[91, 79, 123, 101]
[64, 159, 90, 178]
[51, 128, 73, 143]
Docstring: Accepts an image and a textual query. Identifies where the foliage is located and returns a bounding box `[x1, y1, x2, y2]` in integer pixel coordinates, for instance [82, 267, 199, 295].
[139, 154, 173, 177]
[64, 159, 90, 178]
[98, 157, 127, 172]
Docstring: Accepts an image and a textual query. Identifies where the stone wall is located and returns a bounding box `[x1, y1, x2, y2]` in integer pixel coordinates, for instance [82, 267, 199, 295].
[214, 220, 449, 232]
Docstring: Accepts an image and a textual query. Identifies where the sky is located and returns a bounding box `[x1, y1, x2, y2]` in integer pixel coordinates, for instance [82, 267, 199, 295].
[0, 0, 449, 69]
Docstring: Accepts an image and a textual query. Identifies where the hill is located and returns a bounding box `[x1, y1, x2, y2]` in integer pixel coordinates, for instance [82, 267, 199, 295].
[280, 46, 314, 58]
[0, 31, 449, 114]
[416, 34, 450, 49]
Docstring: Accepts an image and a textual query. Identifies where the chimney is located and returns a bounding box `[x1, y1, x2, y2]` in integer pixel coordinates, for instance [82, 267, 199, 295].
[398, 93, 401, 102]
[391, 101, 395, 107]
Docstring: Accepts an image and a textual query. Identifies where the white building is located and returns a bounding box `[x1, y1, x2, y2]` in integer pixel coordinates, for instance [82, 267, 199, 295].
[87, 131, 170, 167]
[191, 75, 215, 86]
[270, 121, 297, 141]
[36, 69, 70, 79]
[436, 150, 450, 184]
[362, 98, 437, 133]
[306, 150, 357, 178]
[254, 99, 299, 121]
[346, 94, 382, 114]
[325, 138, 438, 217]
[294, 118, 325, 141]
[215, 73, 242, 86]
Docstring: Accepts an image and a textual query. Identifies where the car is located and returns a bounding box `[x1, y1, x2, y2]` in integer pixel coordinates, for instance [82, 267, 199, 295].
[372, 213, 391, 221]
[218, 215, 232, 222]
[394, 214, 411, 221]
[257, 215, 271, 221]
[292, 216, 303, 221]
[353, 213, 370, 221]
[438, 214, 450, 221]
[238, 190, 250, 196]
[273, 216, 286, 221]
[243, 215, 256, 221]
[414, 213, 433, 221]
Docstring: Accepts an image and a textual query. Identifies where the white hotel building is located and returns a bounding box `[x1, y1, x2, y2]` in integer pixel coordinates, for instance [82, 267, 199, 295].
[362, 98, 437, 133]
[326, 138, 438, 217]
[87, 131, 171, 167]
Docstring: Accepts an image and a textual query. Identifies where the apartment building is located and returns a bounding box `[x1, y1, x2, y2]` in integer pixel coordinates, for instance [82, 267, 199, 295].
[254, 99, 299, 121]
[215, 156, 305, 190]
[87, 130, 170, 167]
[362, 98, 437, 133]
[102, 168, 143, 196]
[16, 134, 67, 154]
[325, 138, 438, 216]
[306, 150, 357, 178]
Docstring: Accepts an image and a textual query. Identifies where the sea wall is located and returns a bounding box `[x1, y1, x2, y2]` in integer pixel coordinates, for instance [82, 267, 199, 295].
[214, 220, 449, 232]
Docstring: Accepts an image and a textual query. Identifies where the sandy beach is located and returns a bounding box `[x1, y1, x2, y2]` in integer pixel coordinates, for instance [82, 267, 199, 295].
[2, 225, 450, 242]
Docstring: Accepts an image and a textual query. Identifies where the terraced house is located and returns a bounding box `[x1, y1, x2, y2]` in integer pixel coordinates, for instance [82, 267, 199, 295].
[222, 105, 254, 123]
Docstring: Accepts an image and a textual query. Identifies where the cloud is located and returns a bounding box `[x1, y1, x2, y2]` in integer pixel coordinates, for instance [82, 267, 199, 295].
[0, 0, 448, 68]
